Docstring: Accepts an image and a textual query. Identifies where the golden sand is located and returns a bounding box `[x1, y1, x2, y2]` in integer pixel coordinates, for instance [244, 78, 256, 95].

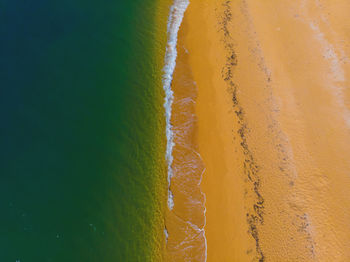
[166, 0, 350, 261]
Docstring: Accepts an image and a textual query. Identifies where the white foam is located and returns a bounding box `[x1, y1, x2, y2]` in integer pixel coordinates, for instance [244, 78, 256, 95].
[162, 0, 190, 210]
[164, 227, 169, 243]
[163, 1, 208, 260]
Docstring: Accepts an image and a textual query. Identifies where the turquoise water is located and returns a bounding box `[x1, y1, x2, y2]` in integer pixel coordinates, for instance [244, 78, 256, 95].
[0, 0, 169, 260]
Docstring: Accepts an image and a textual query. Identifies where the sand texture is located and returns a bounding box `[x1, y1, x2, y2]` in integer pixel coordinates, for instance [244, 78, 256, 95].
[166, 0, 350, 261]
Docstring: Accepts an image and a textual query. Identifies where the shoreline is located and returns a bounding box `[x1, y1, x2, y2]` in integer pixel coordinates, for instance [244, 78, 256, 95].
[163, 0, 207, 260]
[164, 0, 207, 259]
[162, 0, 189, 212]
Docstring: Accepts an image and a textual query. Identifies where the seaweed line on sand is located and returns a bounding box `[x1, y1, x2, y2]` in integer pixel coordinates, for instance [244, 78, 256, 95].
[217, 1, 265, 261]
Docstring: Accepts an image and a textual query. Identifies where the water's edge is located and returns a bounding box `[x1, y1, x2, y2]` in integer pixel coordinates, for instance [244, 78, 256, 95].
[162, 0, 189, 212]
[162, 1, 207, 260]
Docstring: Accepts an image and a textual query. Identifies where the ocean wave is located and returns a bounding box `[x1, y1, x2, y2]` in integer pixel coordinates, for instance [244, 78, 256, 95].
[163, 1, 208, 261]
[162, 0, 190, 210]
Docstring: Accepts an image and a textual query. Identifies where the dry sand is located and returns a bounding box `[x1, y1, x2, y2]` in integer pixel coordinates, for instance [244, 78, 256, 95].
[166, 0, 350, 261]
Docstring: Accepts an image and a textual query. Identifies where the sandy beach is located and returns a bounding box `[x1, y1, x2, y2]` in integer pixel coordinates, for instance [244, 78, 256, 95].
[166, 0, 350, 261]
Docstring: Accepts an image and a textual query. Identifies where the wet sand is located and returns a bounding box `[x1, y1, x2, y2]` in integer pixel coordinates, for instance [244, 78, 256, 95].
[164, 4, 206, 260]
[166, 0, 350, 261]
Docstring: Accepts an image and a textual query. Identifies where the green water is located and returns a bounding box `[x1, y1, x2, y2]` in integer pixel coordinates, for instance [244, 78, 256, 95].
[0, 0, 170, 260]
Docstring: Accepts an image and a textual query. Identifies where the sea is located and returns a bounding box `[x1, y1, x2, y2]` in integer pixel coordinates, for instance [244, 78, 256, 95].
[0, 0, 173, 261]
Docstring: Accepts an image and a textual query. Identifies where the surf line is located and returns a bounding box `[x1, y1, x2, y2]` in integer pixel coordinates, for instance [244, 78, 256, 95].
[162, 1, 208, 261]
[162, 0, 189, 211]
